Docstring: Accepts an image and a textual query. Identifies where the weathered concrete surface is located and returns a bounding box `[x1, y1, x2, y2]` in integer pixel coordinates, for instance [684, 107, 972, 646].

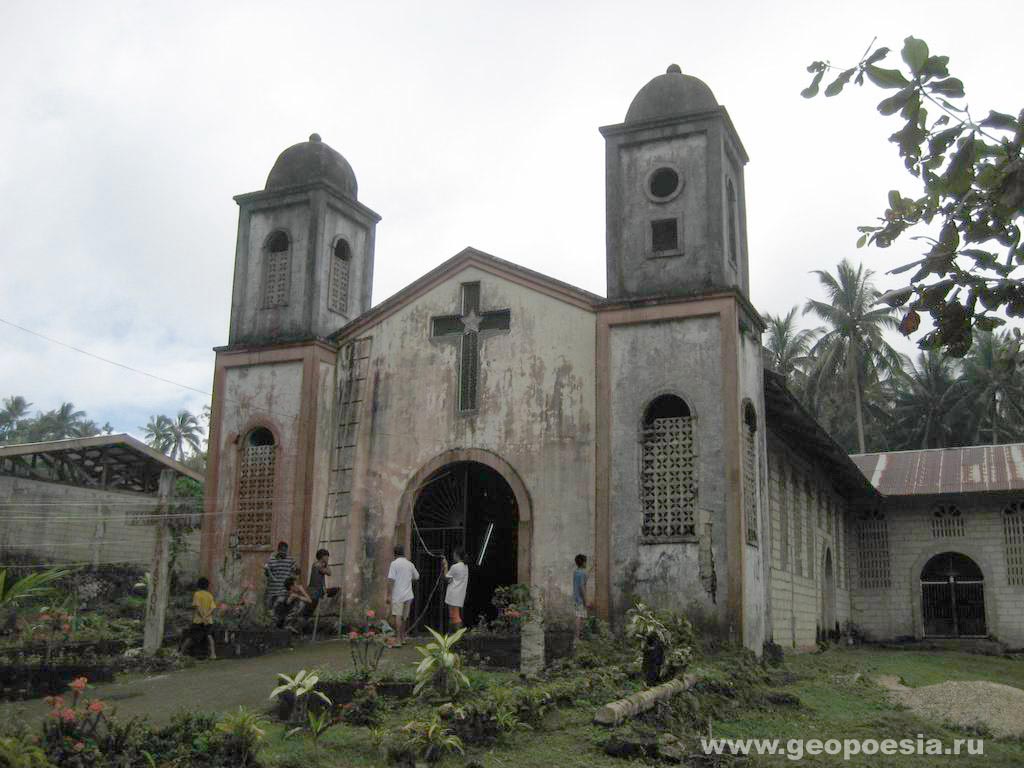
[0, 474, 199, 575]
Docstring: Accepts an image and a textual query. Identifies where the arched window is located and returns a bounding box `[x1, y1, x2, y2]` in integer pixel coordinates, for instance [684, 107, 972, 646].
[329, 238, 351, 315]
[236, 427, 277, 548]
[931, 503, 965, 538]
[743, 402, 758, 545]
[1004, 501, 1024, 585]
[640, 394, 696, 541]
[726, 179, 739, 267]
[263, 230, 291, 309]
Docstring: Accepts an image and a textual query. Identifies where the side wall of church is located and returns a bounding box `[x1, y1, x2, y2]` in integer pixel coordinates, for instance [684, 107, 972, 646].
[765, 433, 852, 650]
[607, 315, 726, 624]
[339, 265, 596, 626]
[738, 329, 767, 651]
[849, 494, 1024, 648]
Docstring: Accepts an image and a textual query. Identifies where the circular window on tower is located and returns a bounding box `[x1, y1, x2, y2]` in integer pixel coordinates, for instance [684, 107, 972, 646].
[645, 166, 683, 202]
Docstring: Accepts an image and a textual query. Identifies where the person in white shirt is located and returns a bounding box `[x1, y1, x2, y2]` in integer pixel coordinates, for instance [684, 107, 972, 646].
[386, 545, 419, 646]
[442, 547, 469, 632]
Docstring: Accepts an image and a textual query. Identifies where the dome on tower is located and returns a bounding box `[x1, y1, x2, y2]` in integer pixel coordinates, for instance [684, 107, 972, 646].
[265, 134, 358, 197]
[624, 65, 718, 124]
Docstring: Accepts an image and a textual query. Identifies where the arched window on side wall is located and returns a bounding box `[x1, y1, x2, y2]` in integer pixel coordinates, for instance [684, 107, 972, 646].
[329, 238, 351, 315]
[743, 402, 759, 545]
[640, 394, 696, 542]
[726, 179, 739, 267]
[237, 427, 277, 548]
[263, 230, 291, 309]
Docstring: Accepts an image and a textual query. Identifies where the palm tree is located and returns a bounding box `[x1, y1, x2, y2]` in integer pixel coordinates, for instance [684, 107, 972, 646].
[803, 259, 901, 453]
[37, 402, 88, 440]
[763, 307, 817, 382]
[0, 396, 32, 442]
[142, 414, 174, 455]
[167, 410, 203, 461]
[889, 352, 969, 449]
[961, 330, 1024, 445]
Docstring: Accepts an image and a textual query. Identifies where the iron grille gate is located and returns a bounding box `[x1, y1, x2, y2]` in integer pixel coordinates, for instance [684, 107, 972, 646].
[412, 469, 468, 634]
[922, 578, 986, 637]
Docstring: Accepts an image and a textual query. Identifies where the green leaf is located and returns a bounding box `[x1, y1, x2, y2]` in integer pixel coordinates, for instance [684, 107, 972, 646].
[856, 234, 868, 248]
[801, 70, 825, 99]
[943, 134, 976, 195]
[878, 87, 915, 116]
[921, 55, 950, 79]
[866, 65, 911, 89]
[865, 47, 890, 66]
[929, 78, 965, 98]
[824, 68, 856, 97]
[928, 126, 963, 157]
[980, 111, 1020, 130]
[901, 37, 929, 75]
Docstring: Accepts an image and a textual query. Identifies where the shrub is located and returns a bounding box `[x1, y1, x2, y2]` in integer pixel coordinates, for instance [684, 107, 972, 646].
[489, 584, 533, 633]
[625, 602, 694, 682]
[340, 684, 385, 726]
[414, 628, 470, 700]
[347, 609, 395, 679]
[0, 735, 55, 768]
[214, 707, 267, 767]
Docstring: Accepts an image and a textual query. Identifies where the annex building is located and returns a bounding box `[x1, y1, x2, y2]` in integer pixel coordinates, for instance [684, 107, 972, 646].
[199, 66, 1024, 651]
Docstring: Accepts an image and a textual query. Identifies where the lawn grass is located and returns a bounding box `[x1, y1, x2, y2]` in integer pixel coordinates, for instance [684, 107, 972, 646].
[254, 647, 1024, 767]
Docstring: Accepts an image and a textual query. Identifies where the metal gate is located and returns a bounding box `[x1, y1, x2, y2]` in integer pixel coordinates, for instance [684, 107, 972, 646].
[922, 578, 986, 637]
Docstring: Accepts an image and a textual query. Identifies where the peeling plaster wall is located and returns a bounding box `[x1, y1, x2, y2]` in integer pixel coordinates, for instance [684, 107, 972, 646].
[305, 359, 339, 567]
[344, 266, 596, 625]
[607, 315, 726, 625]
[207, 360, 305, 591]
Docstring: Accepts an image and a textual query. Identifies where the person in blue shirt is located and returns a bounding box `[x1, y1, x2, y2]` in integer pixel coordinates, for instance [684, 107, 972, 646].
[573, 553, 589, 642]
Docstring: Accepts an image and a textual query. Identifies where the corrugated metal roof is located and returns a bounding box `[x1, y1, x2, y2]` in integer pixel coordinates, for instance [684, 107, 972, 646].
[851, 444, 1024, 496]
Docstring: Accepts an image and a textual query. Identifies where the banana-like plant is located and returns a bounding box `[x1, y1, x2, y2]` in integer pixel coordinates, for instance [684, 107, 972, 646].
[270, 669, 330, 724]
[0, 568, 69, 609]
[413, 627, 471, 699]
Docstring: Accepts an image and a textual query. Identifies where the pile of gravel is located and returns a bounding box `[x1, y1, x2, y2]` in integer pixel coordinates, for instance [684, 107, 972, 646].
[888, 679, 1024, 738]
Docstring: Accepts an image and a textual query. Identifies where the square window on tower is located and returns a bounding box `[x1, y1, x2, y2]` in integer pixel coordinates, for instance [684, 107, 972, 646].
[651, 218, 679, 254]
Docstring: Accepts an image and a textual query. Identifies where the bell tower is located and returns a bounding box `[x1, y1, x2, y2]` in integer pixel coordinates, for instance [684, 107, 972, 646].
[601, 65, 750, 301]
[228, 133, 380, 346]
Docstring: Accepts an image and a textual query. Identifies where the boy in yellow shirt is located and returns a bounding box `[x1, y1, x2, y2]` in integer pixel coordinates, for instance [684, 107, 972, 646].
[182, 577, 217, 660]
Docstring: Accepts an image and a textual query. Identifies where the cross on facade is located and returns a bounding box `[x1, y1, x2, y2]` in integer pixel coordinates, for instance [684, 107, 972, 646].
[430, 282, 511, 412]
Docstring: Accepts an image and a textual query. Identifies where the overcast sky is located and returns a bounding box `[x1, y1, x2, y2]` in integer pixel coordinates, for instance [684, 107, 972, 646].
[2, 0, 1021, 440]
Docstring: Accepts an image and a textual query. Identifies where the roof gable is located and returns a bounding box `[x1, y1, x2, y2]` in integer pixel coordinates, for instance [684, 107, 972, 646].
[332, 247, 602, 341]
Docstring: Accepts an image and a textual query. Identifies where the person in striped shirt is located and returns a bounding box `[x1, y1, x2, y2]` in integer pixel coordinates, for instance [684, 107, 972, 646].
[264, 541, 297, 609]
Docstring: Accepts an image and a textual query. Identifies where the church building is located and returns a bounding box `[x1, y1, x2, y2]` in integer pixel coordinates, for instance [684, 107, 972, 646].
[200, 67, 1024, 652]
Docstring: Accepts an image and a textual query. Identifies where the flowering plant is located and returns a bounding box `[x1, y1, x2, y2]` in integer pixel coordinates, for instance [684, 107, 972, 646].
[347, 609, 394, 678]
[41, 676, 113, 766]
[489, 584, 533, 634]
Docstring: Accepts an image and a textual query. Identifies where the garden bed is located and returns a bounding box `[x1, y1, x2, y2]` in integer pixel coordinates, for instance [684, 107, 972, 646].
[273, 679, 415, 721]
[190, 627, 292, 659]
[0, 663, 117, 701]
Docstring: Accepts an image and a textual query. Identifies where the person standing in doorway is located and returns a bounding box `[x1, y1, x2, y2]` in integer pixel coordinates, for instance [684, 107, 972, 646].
[573, 553, 589, 642]
[264, 541, 296, 610]
[386, 545, 419, 646]
[442, 547, 469, 632]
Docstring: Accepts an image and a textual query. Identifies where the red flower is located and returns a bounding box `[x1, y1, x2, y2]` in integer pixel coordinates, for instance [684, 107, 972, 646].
[62, 623, 72, 633]
[348, 630, 360, 640]
[70, 677, 88, 692]
[366, 609, 376, 619]
[88, 700, 104, 713]
[73, 742, 85, 752]
[47, 711, 60, 720]
[61, 709, 77, 722]
[366, 629, 376, 637]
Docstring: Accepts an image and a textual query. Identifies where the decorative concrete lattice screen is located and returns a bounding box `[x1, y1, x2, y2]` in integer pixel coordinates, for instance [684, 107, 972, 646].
[779, 463, 790, 571]
[237, 444, 276, 547]
[263, 252, 291, 308]
[743, 424, 758, 545]
[1004, 501, 1024, 586]
[329, 248, 350, 315]
[836, 512, 844, 589]
[931, 503, 965, 538]
[641, 416, 696, 540]
[857, 509, 891, 589]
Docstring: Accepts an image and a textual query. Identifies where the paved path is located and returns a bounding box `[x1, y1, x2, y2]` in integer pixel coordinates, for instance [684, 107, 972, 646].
[12, 639, 420, 724]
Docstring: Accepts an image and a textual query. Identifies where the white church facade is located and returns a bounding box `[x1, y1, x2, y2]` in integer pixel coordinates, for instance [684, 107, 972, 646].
[200, 67, 1024, 651]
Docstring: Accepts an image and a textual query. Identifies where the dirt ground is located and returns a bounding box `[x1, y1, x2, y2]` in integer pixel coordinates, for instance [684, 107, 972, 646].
[6, 639, 420, 725]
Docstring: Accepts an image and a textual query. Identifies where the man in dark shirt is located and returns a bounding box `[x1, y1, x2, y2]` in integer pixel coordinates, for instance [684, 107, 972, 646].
[264, 541, 297, 609]
[573, 553, 588, 642]
[308, 548, 331, 612]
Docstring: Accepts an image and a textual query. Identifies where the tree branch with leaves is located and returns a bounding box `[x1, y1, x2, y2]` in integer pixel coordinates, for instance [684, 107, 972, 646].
[803, 36, 1023, 356]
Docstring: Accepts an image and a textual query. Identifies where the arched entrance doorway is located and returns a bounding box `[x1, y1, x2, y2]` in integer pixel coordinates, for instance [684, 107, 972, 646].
[921, 552, 986, 637]
[410, 461, 519, 632]
[821, 548, 836, 637]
